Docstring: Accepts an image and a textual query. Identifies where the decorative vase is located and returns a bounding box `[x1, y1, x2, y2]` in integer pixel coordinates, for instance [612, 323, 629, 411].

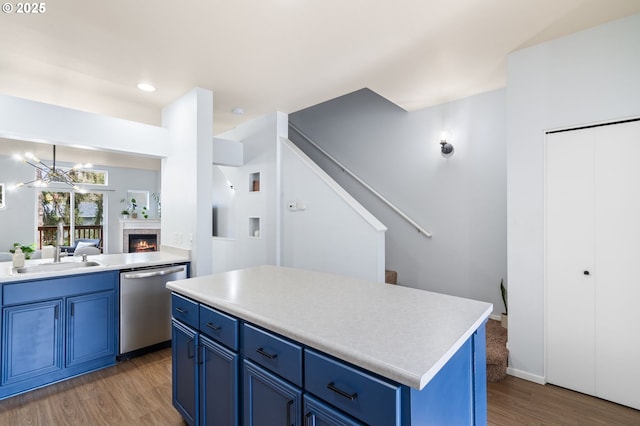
[131, 212, 138, 219]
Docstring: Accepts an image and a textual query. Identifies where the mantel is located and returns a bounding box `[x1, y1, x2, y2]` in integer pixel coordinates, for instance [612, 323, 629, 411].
[119, 219, 161, 230]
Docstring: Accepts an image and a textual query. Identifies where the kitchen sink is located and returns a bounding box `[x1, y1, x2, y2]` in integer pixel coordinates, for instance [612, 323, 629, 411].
[16, 261, 102, 274]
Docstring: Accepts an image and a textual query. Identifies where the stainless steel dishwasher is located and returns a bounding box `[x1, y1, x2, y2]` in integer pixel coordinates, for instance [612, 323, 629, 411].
[119, 264, 187, 357]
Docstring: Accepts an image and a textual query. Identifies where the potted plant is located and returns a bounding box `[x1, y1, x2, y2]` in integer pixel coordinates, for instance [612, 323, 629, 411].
[10, 242, 36, 259]
[121, 209, 130, 219]
[500, 278, 508, 329]
[141, 206, 148, 219]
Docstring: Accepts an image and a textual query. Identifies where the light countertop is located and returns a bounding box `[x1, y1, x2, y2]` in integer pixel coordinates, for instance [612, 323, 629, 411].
[0, 251, 190, 283]
[166, 265, 492, 390]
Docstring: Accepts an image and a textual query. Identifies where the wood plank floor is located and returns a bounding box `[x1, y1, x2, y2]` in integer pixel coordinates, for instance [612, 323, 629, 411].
[488, 375, 640, 425]
[0, 349, 183, 426]
[1, 347, 639, 425]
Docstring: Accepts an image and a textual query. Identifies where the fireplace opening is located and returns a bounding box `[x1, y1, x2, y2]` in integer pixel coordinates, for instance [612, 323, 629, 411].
[128, 234, 158, 253]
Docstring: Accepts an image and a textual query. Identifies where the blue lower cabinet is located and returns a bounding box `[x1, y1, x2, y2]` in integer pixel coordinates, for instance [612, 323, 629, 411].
[243, 360, 302, 426]
[1, 299, 64, 386]
[305, 350, 401, 426]
[303, 394, 364, 426]
[200, 335, 239, 426]
[0, 271, 119, 399]
[172, 319, 198, 426]
[66, 291, 116, 368]
[172, 317, 240, 426]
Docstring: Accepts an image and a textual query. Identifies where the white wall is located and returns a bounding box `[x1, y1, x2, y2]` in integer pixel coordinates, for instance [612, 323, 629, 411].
[161, 88, 213, 276]
[289, 88, 506, 313]
[280, 138, 386, 282]
[507, 13, 640, 382]
[210, 112, 285, 273]
[0, 93, 168, 156]
[0, 155, 37, 251]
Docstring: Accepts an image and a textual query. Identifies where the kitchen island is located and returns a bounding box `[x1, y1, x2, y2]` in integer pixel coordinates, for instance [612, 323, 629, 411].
[167, 265, 492, 425]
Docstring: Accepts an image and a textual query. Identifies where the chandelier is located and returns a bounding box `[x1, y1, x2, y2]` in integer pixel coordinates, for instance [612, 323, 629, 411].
[11, 145, 92, 191]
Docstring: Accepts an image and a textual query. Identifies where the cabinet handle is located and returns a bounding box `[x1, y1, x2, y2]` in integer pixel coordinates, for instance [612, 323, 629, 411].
[175, 307, 187, 314]
[305, 412, 315, 426]
[286, 399, 294, 426]
[54, 304, 59, 320]
[205, 322, 221, 331]
[584, 270, 590, 275]
[256, 347, 278, 359]
[70, 303, 74, 317]
[327, 382, 358, 401]
[187, 339, 195, 359]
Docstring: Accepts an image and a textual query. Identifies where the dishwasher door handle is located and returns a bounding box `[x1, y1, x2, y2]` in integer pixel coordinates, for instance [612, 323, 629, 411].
[122, 266, 186, 279]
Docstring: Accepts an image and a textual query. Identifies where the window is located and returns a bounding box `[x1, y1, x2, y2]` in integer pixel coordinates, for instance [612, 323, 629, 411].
[37, 168, 108, 186]
[38, 190, 104, 248]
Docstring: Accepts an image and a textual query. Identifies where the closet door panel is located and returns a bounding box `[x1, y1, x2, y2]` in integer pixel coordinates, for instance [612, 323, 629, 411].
[545, 129, 596, 394]
[594, 121, 640, 409]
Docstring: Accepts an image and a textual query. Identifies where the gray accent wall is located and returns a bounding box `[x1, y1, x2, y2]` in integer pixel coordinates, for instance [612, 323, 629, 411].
[289, 88, 506, 315]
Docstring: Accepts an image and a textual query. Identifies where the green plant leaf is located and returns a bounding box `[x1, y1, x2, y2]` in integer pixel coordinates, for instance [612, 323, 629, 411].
[500, 278, 508, 315]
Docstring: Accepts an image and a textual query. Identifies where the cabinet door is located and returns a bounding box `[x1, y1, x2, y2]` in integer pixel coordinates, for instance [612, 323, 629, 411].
[200, 335, 239, 426]
[303, 394, 363, 426]
[244, 360, 301, 426]
[172, 319, 198, 426]
[2, 299, 64, 385]
[66, 291, 116, 367]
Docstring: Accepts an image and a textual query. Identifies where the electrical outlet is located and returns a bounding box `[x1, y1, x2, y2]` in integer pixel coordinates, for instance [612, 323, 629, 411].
[288, 201, 306, 211]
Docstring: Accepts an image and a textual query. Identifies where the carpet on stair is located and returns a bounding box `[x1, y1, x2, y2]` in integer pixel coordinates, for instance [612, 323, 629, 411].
[486, 319, 508, 382]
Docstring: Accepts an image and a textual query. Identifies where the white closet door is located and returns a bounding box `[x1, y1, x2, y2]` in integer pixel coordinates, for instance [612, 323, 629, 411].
[594, 121, 640, 409]
[546, 128, 596, 395]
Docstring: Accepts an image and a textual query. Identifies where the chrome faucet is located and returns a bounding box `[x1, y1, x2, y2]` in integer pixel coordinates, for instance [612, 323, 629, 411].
[54, 220, 64, 262]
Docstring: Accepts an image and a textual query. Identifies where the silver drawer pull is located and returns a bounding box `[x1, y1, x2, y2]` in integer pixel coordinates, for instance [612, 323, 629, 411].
[256, 347, 278, 359]
[327, 382, 358, 401]
[206, 322, 221, 331]
[175, 307, 187, 314]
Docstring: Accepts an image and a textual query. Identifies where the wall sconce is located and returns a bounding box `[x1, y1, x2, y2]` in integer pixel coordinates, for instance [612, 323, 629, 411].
[440, 132, 454, 158]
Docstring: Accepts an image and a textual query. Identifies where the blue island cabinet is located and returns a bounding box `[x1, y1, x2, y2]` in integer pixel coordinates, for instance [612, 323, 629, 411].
[172, 293, 239, 426]
[0, 270, 118, 399]
[171, 291, 487, 426]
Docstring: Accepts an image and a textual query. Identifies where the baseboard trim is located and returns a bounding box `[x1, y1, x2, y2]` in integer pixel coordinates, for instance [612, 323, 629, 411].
[488, 313, 501, 322]
[506, 367, 546, 384]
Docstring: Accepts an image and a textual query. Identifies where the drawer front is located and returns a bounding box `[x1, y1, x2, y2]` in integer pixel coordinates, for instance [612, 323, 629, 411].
[243, 323, 302, 387]
[171, 293, 198, 329]
[305, 350, 401, 426]
[4, 271, 117, 305]
[304, 394, 365, 426]
[199, 304, 238, 350]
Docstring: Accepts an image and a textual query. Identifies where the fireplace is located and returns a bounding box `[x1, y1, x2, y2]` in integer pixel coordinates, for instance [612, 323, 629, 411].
[119, 219, 161, 253]
[128, 234, 158, 253]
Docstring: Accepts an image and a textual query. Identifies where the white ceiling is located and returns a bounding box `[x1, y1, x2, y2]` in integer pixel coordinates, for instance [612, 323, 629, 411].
[1, 0, 639, 135]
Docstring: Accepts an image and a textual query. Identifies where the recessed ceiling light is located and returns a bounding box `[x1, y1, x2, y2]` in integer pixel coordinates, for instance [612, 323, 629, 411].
[232, 107, 245, 115]
[137, 82, 156, 92]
